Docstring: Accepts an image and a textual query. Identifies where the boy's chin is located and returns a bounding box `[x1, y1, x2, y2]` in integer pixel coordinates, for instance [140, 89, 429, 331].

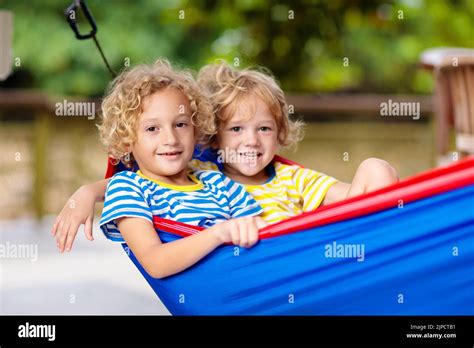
[149, 163, 186, 176]
[235, 164, 265, 177]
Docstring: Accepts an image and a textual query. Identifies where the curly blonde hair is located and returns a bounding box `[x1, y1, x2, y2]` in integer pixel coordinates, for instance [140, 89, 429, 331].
[98, 59, 216, 168]
[197, 61, 304, 149]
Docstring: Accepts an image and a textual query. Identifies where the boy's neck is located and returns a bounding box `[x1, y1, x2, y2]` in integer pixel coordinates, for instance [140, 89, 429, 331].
[223, 167, 270, 186]
[138, 168, 194, 186]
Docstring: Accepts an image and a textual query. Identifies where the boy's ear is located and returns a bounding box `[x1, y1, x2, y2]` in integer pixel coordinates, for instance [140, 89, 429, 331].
[209, 136, 219, 150]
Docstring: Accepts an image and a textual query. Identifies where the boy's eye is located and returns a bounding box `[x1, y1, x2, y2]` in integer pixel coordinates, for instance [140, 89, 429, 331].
[230, 126, 242, 132]
[259, 126, 271, 132]
[146, 126, 157, 132]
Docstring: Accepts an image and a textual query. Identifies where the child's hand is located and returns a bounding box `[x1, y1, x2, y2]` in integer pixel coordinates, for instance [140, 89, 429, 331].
[210, 216, 268, 248]
[51, 184, 97, 252]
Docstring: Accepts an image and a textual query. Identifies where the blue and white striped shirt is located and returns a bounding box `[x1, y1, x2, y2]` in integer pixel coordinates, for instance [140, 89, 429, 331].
[100, 170, 263, 242]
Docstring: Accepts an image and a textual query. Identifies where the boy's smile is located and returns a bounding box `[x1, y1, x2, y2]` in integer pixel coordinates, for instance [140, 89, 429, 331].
[216, 94, 279, 185]
[129, 87, 196, 186]
[157, 150, 183, 159]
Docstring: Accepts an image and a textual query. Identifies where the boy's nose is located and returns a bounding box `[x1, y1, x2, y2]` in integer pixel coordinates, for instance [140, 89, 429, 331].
[244, 130, 260, 146]
[162, 128, 179, 146]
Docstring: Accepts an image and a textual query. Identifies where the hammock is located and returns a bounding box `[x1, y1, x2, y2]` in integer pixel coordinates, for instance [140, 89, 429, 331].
[104, 155, 474, 315]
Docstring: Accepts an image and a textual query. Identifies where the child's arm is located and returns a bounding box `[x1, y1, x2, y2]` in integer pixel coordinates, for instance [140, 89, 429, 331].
[117, 216, 267, 279]
[323, 158, 398, 205]
[52, 178, 108, 252]
[321, 181, 351, 206]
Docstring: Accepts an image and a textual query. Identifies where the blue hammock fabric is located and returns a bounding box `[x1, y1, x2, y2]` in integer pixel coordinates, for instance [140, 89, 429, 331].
[121, 185, 474, 316]
[109, 153, 474, 315]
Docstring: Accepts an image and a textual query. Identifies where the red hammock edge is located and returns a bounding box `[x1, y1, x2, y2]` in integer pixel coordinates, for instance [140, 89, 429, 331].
[104, 155, 474, 240]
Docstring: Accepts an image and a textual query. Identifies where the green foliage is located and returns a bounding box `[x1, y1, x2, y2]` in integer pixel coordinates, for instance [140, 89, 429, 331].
[1, 0, 473, 95]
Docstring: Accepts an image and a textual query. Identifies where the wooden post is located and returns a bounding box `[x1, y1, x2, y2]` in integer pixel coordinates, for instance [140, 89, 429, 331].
[0, 10, 13, 81]
[33, 112, 50, 219]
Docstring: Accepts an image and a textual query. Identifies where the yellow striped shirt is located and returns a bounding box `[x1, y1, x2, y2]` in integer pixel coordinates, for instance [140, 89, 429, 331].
[189, 160, 338, 224]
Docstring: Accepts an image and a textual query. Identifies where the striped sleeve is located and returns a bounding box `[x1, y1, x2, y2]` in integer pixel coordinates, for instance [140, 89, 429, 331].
[216, 173, 263, 218]
[99, 172, 153, 242]
[189, 159, 220, 172]
[295, 167, 338, 212]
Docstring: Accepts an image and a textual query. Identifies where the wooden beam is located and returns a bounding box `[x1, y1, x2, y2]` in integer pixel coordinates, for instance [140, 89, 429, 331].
[0, 89, 433, 117]
[0, 89, 55, 111]
[286, 94, 433, 115]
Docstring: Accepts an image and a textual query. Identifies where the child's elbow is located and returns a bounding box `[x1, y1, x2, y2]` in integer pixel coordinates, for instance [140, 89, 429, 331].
[141, 262, 169, 279]
[139, 247, 172, 279]
[360, 158, 399, 184]
[149, 271, 167, 279]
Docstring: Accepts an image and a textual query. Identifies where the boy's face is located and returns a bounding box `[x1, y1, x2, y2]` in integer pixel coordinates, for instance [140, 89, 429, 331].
[129, 87, 195, 184]
[215, 94, 279, 185]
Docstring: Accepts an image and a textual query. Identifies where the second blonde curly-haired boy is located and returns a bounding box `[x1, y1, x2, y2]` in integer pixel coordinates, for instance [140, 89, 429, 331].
[192, 62, 399, 224]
